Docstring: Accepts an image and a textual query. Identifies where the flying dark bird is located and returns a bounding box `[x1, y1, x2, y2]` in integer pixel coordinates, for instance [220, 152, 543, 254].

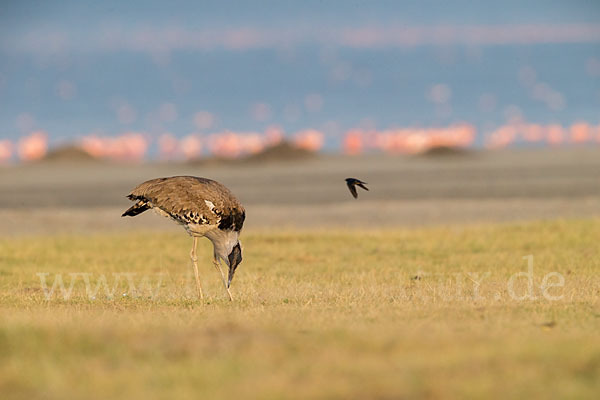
[345, 178, 369, 199]
[122, 176, 245, 301]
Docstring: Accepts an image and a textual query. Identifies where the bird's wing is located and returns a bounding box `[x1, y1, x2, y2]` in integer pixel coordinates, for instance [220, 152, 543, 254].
[127, 176, 245, 230]
[346, 181, 358, 198]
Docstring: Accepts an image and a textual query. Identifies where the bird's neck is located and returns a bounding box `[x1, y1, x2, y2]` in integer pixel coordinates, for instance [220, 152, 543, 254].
[205, 229, 239, 262]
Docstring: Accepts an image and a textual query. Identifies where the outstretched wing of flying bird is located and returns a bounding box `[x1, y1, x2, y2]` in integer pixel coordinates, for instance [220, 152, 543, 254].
[345, 178, 369, 199]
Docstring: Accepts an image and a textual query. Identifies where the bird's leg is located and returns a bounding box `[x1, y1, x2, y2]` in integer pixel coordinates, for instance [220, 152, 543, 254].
[190, 237, 203, 300]
[213, 256, 233, 301]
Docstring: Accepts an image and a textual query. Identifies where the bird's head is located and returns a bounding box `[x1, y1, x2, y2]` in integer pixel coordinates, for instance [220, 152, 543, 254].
[226, 241, 242, 288]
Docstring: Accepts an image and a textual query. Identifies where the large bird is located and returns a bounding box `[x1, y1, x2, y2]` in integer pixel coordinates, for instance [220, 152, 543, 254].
[345, 178, 369, 199]
[122, 176, 245, 301]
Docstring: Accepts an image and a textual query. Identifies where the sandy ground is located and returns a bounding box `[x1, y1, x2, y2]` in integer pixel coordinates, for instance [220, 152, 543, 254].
[1, 147, 599, 235]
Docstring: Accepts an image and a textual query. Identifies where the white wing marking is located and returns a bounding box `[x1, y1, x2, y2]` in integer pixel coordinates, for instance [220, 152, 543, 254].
[204, 200, 216, 211]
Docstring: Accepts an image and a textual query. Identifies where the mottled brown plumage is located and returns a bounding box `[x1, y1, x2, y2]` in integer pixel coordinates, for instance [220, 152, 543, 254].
[122, 176, 245, 301]
[123, 176, 245, 232]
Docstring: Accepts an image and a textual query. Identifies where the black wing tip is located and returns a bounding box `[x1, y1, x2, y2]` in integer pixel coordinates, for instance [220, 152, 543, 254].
[122, 202, 151, 217]
[121, 208, 135, 217]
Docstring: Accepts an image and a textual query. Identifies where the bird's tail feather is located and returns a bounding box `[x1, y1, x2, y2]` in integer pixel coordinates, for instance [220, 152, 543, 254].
[122, 201, 151, 217]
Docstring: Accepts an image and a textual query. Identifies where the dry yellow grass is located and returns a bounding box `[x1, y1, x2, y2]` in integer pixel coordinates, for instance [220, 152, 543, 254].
[1, 219, 599, 399]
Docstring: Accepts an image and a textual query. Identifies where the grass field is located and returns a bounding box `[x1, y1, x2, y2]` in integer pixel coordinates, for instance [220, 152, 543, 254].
[1, 219, 599, 399]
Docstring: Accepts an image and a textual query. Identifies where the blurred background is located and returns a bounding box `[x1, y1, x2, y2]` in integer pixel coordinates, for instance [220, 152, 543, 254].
[0, 0, 599, 233]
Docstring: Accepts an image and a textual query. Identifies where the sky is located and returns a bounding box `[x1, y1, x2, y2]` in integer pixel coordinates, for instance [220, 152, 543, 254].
[0, 0, 599, 158]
